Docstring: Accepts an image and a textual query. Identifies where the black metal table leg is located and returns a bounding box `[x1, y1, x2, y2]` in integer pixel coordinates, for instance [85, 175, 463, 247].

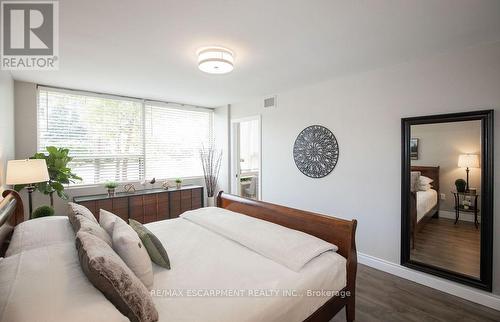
[453, 193, 459, 224]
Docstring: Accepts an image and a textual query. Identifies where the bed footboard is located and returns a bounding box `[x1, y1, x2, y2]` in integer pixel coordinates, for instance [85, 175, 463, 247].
[217, 192, 357, 322]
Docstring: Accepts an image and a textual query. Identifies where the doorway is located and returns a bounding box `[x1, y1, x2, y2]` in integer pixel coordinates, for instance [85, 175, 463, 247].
[231, 116, 261, 200]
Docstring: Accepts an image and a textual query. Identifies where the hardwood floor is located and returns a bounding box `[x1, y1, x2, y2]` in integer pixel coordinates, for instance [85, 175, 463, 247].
[411, 217, 480, 277]
[331, 265, 500, 322]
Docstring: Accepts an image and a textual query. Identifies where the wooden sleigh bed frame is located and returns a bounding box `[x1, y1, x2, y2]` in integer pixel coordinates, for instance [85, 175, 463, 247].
[217, 192, 358, 322]
[0, 189, 358, 322]
[410, 166, 440, 249]
[0, 190, 24, 256]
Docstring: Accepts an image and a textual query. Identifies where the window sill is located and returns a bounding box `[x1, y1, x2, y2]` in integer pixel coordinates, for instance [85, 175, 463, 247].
[65, 176, 206, 190]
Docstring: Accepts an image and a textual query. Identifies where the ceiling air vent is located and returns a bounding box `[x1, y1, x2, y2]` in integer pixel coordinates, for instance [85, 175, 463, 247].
[263, 95, 277, 109]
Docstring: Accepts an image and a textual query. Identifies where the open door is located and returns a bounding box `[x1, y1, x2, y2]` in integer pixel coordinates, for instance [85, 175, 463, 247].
[231, 116, 261, 200]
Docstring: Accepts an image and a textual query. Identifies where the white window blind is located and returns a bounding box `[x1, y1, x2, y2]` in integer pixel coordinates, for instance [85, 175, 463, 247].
[145, 103, 213, 178]
[37, 87, 214, 185]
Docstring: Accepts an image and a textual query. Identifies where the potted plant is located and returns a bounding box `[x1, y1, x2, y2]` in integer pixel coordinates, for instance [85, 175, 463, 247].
[455, 179, 466, 193]
[32, 205, 55, 219]
[105, 181, 119, 197]
[200, 145, 222, 207]
[15, 146, 81, 207]
[175, 178, 182, 189]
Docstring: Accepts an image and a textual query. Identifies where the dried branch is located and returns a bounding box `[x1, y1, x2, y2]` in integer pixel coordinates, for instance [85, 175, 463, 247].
[200, 145, 223, 198]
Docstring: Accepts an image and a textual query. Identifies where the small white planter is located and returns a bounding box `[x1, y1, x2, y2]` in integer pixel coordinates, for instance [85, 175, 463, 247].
[207, 196, 215, 207]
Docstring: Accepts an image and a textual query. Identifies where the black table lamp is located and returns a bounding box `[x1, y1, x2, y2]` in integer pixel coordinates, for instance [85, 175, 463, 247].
[6, 159, 50, 218]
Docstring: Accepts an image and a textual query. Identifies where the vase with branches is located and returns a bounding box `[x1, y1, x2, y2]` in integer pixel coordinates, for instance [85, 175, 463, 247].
[200, 145, 222, 207]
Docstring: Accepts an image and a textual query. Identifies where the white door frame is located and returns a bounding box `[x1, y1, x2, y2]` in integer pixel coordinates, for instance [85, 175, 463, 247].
[230, 115, 262, 199]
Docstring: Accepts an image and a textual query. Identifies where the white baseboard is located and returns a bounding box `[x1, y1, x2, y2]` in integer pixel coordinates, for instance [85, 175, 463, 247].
[439, 210, 479, 223]
[358, 252, 500, 311]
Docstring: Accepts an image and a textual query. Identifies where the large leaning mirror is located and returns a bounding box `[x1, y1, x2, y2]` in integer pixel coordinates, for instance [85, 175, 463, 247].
[401, 110, 493, 291]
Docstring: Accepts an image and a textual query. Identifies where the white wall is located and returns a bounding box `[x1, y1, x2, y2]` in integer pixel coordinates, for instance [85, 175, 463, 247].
[13, 81, 229, 218]
[14, 81, 37, 159]
[230, 41, 500, 295]
[0, 71, 15, 193]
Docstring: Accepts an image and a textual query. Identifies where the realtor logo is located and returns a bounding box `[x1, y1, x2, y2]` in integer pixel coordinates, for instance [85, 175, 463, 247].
[1, 1, 59, 70]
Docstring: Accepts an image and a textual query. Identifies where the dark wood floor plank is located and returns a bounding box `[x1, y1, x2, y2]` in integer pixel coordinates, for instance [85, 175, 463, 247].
[330, 265, 500, 322]
[410, 217, 480, 277]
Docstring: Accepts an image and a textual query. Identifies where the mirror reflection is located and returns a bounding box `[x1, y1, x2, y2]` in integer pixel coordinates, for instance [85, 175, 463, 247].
[409, 120, 481, 278]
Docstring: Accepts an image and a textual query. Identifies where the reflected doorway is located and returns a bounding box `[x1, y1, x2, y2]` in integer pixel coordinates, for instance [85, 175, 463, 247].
[231, 116, 261, 200]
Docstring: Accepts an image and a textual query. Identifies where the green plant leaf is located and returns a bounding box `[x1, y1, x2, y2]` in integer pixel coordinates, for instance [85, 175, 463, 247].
[13, 184, 27, 192]
[37, 181, 48, 194]
[27, 146, 81, 200]
[57, 190, 69, 200]
[46, 146, 58, 155]
[51, 181, 64, 191]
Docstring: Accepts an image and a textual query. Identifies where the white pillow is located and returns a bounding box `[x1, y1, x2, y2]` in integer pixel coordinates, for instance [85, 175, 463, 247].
[418, 183, 432, 191]
[112, 219, 153, 289]
[410, 171, 421, 192]
[99, 209, 126, 237]
[419, 175, 434, 185]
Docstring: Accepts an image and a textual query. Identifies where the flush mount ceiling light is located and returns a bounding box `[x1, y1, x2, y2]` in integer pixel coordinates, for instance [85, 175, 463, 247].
[197, 47, 234, 74]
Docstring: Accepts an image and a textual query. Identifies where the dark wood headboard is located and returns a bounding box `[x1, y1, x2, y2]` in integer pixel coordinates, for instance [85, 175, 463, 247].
[0, 190, 24, 256]
[217, 192, 357, 259]
[411, 166, 440, 192]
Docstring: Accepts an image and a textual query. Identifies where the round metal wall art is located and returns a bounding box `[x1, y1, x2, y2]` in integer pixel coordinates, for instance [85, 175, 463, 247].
[293, 125, 339, 178]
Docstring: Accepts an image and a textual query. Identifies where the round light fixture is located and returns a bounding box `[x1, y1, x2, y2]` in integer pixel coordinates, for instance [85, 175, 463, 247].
[197, 47, 234, 74]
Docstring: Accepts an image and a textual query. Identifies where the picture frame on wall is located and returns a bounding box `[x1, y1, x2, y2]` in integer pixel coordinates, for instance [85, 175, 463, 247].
[410, 138, 419, 160]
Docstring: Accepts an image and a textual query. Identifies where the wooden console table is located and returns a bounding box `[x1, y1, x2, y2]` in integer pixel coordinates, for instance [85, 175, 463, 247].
[73, 185, 203, 224]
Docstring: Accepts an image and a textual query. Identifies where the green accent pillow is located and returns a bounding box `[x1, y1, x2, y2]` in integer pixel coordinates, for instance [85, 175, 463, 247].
[129, 219, 171, 269]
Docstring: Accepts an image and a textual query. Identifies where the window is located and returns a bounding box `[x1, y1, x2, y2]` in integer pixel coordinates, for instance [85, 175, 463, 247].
[37, 87, 213, 185]
[145, 103, 213, 178]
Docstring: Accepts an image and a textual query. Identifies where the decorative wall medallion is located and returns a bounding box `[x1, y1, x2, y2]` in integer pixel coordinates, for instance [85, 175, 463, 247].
[293, 125, 339, 178]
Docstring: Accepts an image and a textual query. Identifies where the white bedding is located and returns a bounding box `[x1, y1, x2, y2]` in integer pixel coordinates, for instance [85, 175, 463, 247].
[181, 207, 338, 272]
[0, 213, 347, 322]
[0, 243, 129, 322]
[416, 189, 438, 222]
[5, 216, 75, 256]
[147, 217, 346, 322]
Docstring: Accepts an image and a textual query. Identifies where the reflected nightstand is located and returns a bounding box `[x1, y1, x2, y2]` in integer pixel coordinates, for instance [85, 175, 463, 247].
[452, 191, 479, 229]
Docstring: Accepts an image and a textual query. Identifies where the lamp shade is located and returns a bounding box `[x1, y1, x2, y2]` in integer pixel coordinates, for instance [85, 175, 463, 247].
[457, 154, 480, 169]
[6, 159, 50, 185]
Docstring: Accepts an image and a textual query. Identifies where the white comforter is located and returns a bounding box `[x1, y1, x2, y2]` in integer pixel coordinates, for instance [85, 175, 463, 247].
[0, 211, 347, 322]
[0, 241, 129, 322]
[416, 189, 438, 222]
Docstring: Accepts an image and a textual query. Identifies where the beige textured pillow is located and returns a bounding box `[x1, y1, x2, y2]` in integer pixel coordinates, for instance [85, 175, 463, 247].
[79, 216, 112, 246]
[99, 209, 126, 236]
[113, 219, 154, 289]
[76, 231, 159, 322]
[68, 202, 98, 227]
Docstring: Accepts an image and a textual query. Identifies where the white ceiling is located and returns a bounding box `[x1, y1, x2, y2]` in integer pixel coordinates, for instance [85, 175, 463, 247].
[11, 0, 500, 107]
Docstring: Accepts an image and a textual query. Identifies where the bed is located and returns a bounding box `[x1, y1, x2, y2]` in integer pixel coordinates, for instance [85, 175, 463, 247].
[0, 190, 357, 322]
[410, 166, 440, 249]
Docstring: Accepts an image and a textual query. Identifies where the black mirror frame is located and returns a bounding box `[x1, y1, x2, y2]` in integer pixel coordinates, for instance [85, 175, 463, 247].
[401, 110, 494, 291]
